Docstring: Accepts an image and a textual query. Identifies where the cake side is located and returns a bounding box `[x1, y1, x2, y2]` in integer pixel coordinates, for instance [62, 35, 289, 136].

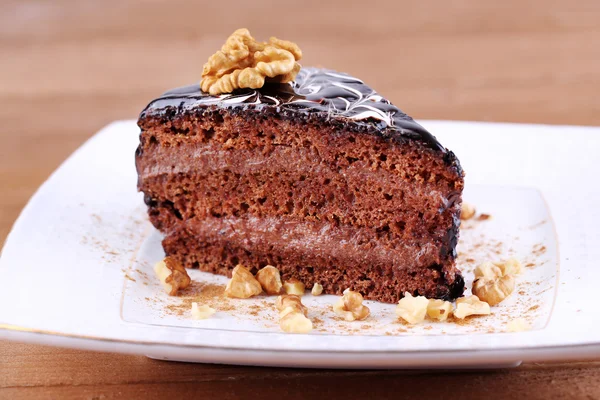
[136, 77, 465, 303]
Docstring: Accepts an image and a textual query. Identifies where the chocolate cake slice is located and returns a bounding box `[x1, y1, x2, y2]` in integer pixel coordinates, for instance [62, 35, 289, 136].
[136, 68, 465, 303]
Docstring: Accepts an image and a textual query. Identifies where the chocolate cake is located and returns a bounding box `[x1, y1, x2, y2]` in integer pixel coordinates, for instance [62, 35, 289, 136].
[136, 67, 465, 303]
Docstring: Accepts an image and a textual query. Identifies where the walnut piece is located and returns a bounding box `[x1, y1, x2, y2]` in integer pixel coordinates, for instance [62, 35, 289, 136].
[496, 258, 524, 276]
[255, 265, 282, 295]
[311, 282, 323, 296]
[395, 292, 429, 324]
[153, 257, 191, 296]
[472, 274, 515, 306]
[201, 28, 302, 95]
[427, 299, 454, 321]
[283, 278, 306, 296]
[276, 294, 307, 317]
[472, 261, 516, 306]
[333, 289, 370, 322]
[191, 303, 216, 320]
[453, 295, 491, 319]
[460, 202, 476, 220]
[276, 295, 312, 333]
[280, 312, 313, 334]
[224, 265, 263, 298]
[506, 318, 531, 332]
[474, 261, 503, 280]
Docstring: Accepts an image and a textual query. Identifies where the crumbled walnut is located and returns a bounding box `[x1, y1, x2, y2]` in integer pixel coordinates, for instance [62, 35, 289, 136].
[280, 311, 313, 333]
[255, 265, 282, 295]
[153, 257, 191, 296]
[473, 273, 515, 306]
[276, 294, 312, 333]
[395, 292, 429, 324]
[496, 258, 524, 276]
[453, 295, 491, 319]
[201, 28, 302, 95]
[191, 303, 216, 320]
[427, 299, 454, 321]
[224, 265, 263, 298]
[506, 318, 531, 332]
[333, 289, 370, 322]
[283, 278, 306, 296]
[311, 283, 323, 296]
[460, 202, 476, 220]
[276, 294, 307, 316]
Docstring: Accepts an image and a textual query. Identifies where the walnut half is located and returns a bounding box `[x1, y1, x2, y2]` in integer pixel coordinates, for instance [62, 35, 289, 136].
[153, 257, 191, 296]
[472, 261, 516, 306]
[201, 28, 302, 95]
[472, 274, 515, 306]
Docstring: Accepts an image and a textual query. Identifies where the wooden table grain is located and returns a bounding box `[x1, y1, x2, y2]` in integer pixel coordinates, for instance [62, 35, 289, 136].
[1, 1, 599, 398]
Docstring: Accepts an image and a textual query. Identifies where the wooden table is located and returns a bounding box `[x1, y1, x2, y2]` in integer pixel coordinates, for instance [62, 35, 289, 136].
[1, 1, 599, 398]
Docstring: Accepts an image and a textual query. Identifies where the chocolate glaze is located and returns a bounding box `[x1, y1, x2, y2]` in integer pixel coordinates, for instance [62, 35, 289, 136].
[140, 68, 449, 153]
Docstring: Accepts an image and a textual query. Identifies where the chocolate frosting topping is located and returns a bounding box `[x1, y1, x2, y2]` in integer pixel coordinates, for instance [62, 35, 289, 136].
[141, 67, 444, 151]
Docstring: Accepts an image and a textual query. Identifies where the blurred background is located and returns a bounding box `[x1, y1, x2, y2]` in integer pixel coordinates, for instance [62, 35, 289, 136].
[1, 0, 599, 242]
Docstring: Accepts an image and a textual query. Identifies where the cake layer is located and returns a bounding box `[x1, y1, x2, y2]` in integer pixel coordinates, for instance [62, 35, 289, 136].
[159, 215, 464, 302]
[138, 108, 461, 184]
[138, 142, 460, 241]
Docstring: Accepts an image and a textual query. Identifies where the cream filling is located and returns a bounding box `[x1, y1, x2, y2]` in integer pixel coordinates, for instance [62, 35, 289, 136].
[138, 143, 451, 210]
[178, 214, 443, 270]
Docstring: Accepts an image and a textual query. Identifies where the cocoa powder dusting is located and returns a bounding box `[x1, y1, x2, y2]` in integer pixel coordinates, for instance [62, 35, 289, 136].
[164, 282, 232, 317]
[477, 214, 492, 221]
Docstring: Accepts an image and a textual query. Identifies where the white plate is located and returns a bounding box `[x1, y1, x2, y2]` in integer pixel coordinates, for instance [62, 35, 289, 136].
[1, 120, 599, 369]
